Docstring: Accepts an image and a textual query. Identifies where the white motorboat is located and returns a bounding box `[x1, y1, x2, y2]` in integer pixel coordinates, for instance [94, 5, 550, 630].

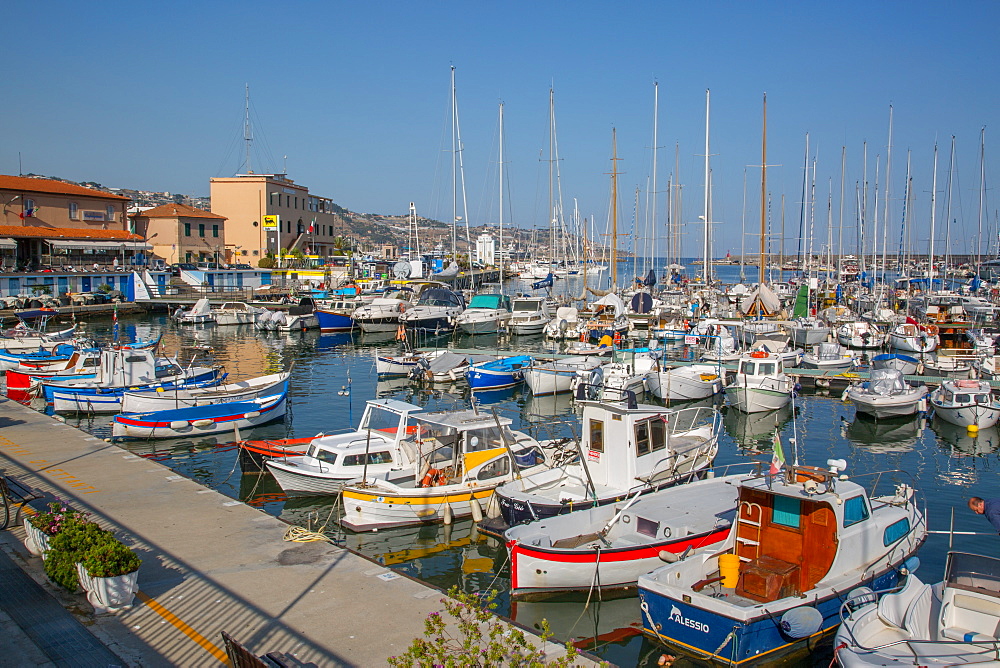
[0, 309, 78, 352]
[508, 297, 551, 336]
[725, 350, 794, 413]
[845, 368, 928, 419]
[454, 293, 511, 335]
[923, 353, 975, 379]
[173, 298, 214, 324]
[351, 290, 411, 333]
[838, 321, 886, 349]
[646, 363, 724, 401]
[930, 378, 1000, 428]
[835, 551, 1000, 667]
[265, 398, 423, 495]
[637, 462, 926, 664]
[481, 399, 719, 534]
[399, 287, 466, 333]
[800, 342, 858, 371]
[736, 320, 784, 347]
[872, 353, 921, 376]
[340, 409, 553, 531]
[523, 356, 601, 395]
[543, 306, 582, 340]
[888, 321, 939, 353]
[211, 302, 264, 326]
[786, 317, 832, 346]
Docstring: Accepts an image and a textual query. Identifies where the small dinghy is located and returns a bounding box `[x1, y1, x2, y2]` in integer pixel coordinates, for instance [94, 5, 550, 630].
[523, 356, 601, 395]
[173, 298, 214, 324]
[872, 353, 921, 376]
[835, 550, 1000, 667]
[112, 389, 287, 440]
[465, 354, 532, 390]
[888, 321, 938, 353]
[838, 320, 886, 349]
[801, 341, 858, 371]
[845, 368, 928, 419]
[637, 460, 927, 665]
[411, 351, 482, 384]
[930, 378, 1000, 428]
[506, 466, 752, 599]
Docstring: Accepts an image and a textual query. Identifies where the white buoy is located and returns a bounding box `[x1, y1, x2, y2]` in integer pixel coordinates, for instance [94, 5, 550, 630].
[486, 494, 501, 519]
[658, 550, 680, 563]
[443, 502, 454, 525]
[470, 497, 483, 523]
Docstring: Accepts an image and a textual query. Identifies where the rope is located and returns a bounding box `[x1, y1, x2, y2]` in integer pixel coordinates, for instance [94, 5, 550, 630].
[283, 525, 333, 543]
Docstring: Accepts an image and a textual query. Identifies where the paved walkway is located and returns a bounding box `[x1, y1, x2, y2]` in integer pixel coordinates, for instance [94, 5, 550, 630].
[0, 397, 585, 666]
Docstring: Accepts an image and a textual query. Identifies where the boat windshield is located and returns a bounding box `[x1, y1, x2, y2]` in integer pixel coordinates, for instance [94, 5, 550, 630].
[361, 405, 406, 434]
[512, 300, 539, 312]
[468, 295, 503, 309]
[464, 426, 510, 452]
[946, 552, 1000, 596]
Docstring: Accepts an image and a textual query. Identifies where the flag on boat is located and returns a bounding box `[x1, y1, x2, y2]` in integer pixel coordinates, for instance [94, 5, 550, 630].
[770, 431, 785, 475]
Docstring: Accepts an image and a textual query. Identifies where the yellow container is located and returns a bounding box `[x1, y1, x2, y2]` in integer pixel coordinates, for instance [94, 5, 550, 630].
[719, 553, 740, 588]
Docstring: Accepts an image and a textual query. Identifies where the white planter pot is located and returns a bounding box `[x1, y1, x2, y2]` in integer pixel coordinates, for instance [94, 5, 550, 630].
[75, 563, 139, 614]
[23, 519, 50, 558]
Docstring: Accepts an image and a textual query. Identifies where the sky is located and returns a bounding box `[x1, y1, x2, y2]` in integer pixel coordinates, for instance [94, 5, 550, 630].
[3, 1, 998, 258]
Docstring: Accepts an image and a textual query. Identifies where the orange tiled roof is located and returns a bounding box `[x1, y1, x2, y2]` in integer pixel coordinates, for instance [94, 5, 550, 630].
[134, 203, 226, 220]
[0, 226, 144, 241]
[0, 175, 130, 201]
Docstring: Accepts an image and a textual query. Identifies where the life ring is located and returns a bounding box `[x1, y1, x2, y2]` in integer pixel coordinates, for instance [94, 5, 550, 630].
[750, 350, 769, 359]
[420, 468, 443, 487]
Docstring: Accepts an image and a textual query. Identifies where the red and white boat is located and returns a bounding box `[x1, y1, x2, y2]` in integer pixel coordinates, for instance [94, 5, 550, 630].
[505, 466, 754, 599]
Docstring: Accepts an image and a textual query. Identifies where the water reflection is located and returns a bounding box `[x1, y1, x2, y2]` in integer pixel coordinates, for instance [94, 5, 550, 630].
[933, 419, 1000, 457]
[845, 414, 924, 453]
[723, 404, 793, 449]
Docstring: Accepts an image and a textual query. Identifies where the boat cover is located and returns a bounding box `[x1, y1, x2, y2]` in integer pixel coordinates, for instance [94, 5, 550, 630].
[816, 342, 842, 360]
[424, 351, 466, 373]
[869, 368, 907, 395]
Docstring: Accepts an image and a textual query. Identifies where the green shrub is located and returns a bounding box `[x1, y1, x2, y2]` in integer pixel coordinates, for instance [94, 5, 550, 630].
[388, 586, 581, 667]
[44, 518, 110, 591]
[80, 539, 141, 578]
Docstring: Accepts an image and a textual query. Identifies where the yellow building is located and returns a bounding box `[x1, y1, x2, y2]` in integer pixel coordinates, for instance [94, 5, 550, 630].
[209, 173, 345, 266]
[130, 203, 228, 265]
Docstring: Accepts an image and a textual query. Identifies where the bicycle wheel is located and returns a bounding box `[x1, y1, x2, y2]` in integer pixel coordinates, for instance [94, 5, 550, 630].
[0, 481, 11, 531]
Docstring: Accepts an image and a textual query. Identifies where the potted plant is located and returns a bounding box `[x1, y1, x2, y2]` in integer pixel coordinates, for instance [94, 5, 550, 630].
[23, 502, 88, 558]
[75, 535, 142, 614]
[43, 516, 107, 591]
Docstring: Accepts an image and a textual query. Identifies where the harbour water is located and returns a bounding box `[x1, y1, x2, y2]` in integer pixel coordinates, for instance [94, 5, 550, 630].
[20, 261, 1000, 667]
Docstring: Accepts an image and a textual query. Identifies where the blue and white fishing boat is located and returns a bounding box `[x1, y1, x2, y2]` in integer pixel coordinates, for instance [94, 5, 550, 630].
[120, 372, 289, 413]
[637, 461, 926, 665]
[314, 297, 359, 332]
[871, 353, 921, 376]
[0, 342, 79, 371]
[112, 389, 287, 440]
[466, 355, 532, 390]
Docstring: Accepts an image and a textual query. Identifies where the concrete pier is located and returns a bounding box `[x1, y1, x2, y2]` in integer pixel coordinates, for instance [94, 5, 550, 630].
[0, 398, 585, 666]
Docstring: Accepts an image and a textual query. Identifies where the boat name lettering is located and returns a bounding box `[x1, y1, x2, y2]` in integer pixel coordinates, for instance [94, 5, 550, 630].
[668, 605, 709, 633]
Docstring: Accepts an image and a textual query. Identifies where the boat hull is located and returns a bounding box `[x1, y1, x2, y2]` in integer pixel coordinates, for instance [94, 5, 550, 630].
[888, 333, 937, 353]
[112, 395, 286, 439]
[931, 401, 1000, 428]
[848, 392, 926, 419]
[647, 367, 723, 401]
[725, 385, 791, 413]
[788, 326, 831, 346]
[314, 310, 355, 332]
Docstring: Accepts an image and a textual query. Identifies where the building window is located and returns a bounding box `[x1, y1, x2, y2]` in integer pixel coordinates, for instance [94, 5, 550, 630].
[184, 222, 191, 236]
[294, 197, 298, 210]
[199, 224, 205, 237]
[212, 224, 219, 238]
[185, 251, 193, 262]
[69, 202, 79, 219]
[269, 192, 276, 206]
[106, 204, 115, 220]
[25, 198, 35, 213]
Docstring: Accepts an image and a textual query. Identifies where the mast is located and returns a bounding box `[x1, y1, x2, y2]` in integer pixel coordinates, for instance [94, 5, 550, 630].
[838, 147, 846, 281]
[881, 105, 893, 287]
[759, 92, 767, 285]
[978, 126, 987, 270]
[797, 134, 809, 278]
[450, 66, 458, 261]
[740, 168, 747, 282]
[929, 143, 938, 281]
[243, 83, 253, 174]
[451, 67, 472, 260]
[702, 89, 712, 283]
[651, 81, 659, 281]
[499, 102, 505, 288]
[944, 137, 956, 279]
[610, 128, 620, 290]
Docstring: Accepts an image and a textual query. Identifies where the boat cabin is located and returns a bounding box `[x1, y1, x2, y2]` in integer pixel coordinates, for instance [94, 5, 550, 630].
[571, 397, 714, 491]
[305, 398, 423, 468]
[511, 297, 548, 316]
[936, 379, 992, 407]
[401, 410, 541, 485]
[467, 294, 511, 311]
[738, 352, 785, 377]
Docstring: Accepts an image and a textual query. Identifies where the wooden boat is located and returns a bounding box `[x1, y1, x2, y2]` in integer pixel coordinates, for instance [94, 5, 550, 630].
[506, 465, 753, 599]
[835, 551, 1000, 667]
[637, 461, 926, 664]
[465, 355, 531, 390]
[120, 372, 289, 413]
[263, 398, 423, 495]
[480, 394, 719, 536]
[112, 389, 287, 440]
[340, 409, 552, 531]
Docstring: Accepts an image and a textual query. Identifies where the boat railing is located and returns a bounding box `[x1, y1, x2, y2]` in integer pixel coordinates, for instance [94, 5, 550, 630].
[844, 468, 926, 514]
[666, 405, 719, 436]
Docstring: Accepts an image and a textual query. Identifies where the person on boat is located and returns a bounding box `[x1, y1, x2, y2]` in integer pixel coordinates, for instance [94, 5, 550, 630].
[968, 496, 1000, 533]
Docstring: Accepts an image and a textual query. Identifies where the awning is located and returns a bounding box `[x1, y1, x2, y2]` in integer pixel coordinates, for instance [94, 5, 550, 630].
[0, 238, 16, 249]
[47, 239, 152, 251]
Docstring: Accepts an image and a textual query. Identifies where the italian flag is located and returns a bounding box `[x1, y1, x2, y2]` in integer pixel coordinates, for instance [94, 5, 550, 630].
[770, 431, 785, 475]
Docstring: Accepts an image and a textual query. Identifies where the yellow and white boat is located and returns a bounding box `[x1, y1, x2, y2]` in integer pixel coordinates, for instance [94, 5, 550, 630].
[340, 410, 557, 532]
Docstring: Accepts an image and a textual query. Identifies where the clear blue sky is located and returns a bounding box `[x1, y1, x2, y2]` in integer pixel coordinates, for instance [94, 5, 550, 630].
[3, 1, 997, 258]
